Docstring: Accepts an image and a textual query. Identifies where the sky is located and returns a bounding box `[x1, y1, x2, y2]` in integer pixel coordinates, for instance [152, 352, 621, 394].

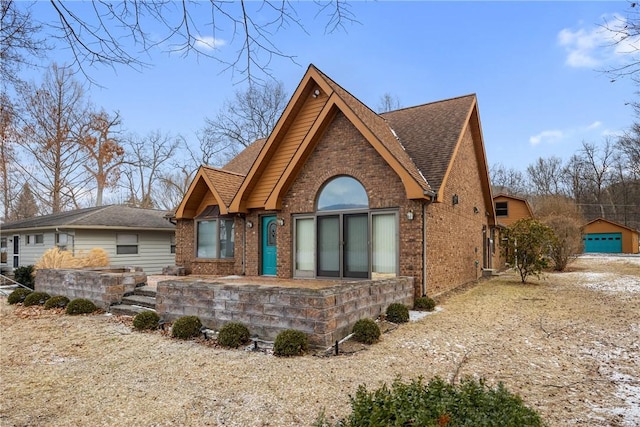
[22, 1, 639, 173]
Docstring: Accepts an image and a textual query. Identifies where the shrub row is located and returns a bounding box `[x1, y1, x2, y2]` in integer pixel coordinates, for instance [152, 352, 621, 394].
[7, 288, 96, 315]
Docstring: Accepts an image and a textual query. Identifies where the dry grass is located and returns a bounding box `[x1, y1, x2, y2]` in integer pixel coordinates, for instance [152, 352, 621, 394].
[1, 255, 638, 426]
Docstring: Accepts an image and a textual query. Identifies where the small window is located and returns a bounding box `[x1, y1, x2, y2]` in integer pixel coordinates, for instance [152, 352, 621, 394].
[117, 234, 138, 255]
[495, 201, 508, 217]
[26, 235, 31, 245]
[0, 237, 6, 264]
[170, 235, 176, 254]
[34, 234, 44, 244]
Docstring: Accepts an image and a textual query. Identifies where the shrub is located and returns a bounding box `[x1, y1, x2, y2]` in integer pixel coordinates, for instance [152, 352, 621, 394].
[7, 288, 32, 305]
[44, 295, 70, 310]
[133, 310, 160, 331]
[386, 303, 409, 323]
[171, 315, 202, 339]
[352, 318, 381, 344]
[23, 291, 51, 307]
[217, 322, 251, 348]
[315, 376, 545, 427]
[66, 298, 98, 315]
[414, 296, 436, 312]
[273, 329, 308, 357]
[13, 266, 35, 289]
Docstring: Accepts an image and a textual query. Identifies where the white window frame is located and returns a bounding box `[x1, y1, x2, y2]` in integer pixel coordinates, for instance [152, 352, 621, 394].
[116, 233, 139, 255]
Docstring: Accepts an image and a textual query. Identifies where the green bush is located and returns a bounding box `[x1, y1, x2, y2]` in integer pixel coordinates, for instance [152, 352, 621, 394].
[315, 376, 545, 427]
[171, 315, 202, 339]
[414, 296, 437, 311]
[386, 302, 409, 323]
[7, 288, 32, 305]
[44, 295, 70, 310]
[66, 298, 98, 315]
[273, 329, 308, 357]
[13, 265, 35, 289]
[133, 310, 160, 331]
[23, 291, 51, 307]
[352, 318, 381, 344]
[217, 322, 251, 348]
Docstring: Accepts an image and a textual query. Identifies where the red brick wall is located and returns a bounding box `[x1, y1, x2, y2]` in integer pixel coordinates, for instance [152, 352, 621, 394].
[424, 126, 490, 296]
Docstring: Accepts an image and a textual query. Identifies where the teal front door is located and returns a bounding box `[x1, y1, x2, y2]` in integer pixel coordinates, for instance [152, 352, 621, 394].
[262, 216, 277, 275]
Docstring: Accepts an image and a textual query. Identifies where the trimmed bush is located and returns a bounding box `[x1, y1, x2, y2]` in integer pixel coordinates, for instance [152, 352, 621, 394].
[171, 315, 202, 339]
[7, 288, 32, 305]
[44, 295, 70, 310]
[217, 322, 251, 348]
[133, 310, 160, 331]
[315, 376, 545, 427]
[386, 303, 409, 323]
[13, 265, 35, 289]
[66, 298, 98, 315]
[23, 291, 51, 307]
[414, 296, 437, 312]
[273, 329, 308, 357]
[352, 318, 381, 344]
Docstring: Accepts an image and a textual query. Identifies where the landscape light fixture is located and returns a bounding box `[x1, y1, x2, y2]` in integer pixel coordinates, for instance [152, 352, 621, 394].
[277, 218, 285, 226]
[246, 220, 253, 228]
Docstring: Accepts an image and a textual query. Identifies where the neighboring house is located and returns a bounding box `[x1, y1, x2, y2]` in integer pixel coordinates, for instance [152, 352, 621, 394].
[0, 205, 176, 274]
[493, 194, 534, 227]
[582, 218, 640, 254]
[174, 64, 497, 297]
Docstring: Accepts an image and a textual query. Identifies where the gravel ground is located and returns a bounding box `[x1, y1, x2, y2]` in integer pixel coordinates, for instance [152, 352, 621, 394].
[1, 254, 638, 426]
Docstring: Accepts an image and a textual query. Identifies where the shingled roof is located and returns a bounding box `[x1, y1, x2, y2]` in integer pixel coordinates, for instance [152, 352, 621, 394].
[1, 205, 174, 231]
[382, 94, 477, 193]
[223, 138, 267, 175]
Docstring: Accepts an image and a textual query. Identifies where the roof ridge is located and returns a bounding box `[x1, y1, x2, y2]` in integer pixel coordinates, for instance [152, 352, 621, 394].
[381, 93, 477, 116]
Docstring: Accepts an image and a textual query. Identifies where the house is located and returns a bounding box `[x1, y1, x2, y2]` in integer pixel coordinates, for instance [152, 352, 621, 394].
[493, 193, 534, 227]
[1, 205, 175, 274]
[582, 217, 640, 254]
[174, 65, 496, 298]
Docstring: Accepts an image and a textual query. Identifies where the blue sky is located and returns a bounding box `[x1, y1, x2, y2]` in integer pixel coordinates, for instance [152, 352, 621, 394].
[31, 1, 638, 173]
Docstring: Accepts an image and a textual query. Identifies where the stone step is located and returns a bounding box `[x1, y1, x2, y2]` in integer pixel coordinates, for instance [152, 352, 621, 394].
[121, 294, 156, 309]
[134, 286, 156, 298]
[109, 304, 155, 317]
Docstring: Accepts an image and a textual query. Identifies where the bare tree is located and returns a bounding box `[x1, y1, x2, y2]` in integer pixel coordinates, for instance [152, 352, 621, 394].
[579, 140, 616, 208]
[6, 1, 356, 85]
[11, 182, 39, 220]
[0, 0, 47, 88]
[377, 93, 401, 113]
[526, 156, 566, 196]
[120, 131, 182, 208]
[617, 122, 640, 178]
[0, 93, 21, 220]
[155, 166, 197, 212]
[602, 2, 640, 82]
[200, 80, 287, 166]
[14, 63, 90, 213]
[79, 110, 125, 206]
[489, 163, 527, 196]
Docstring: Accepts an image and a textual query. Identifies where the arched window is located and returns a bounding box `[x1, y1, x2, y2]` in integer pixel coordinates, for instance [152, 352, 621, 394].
[317, 176, 368, 211]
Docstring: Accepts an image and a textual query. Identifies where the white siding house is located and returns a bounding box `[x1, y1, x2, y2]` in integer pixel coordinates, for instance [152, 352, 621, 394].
[1, 206, 175, 274]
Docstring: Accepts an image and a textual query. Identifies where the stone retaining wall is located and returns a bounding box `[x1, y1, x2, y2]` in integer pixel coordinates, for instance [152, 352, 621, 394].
[35, 267, 147, 309]
[157, 277, 414, 348]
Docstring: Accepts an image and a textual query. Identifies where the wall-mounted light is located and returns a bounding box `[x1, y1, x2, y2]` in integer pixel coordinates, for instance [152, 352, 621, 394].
[452, 194, 459, 206]
[406, 210, 414, 221]
[246, 220, 253, 228]
[473, 207, 480, 214]
[313, 89, 320, 98]
[277, 218, 285, 226]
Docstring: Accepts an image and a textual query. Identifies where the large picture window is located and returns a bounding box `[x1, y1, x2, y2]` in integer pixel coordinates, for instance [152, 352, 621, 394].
[196, 217, 235, 259]
[293, 176, 399, 279]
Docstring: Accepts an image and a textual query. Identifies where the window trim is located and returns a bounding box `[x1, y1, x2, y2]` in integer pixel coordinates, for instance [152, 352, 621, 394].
[195, 217, 235, 260]
[116, 233, 139, 255]
[495, 201, 508, 217]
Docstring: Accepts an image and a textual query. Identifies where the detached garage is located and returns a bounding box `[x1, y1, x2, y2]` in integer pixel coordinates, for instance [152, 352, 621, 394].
[582, 218, 640, 254]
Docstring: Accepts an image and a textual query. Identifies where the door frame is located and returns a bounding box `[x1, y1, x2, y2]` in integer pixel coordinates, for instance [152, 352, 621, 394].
[260, 215, 277, 276]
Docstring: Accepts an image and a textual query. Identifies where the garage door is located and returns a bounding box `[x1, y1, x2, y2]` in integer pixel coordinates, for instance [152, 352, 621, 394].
[583, 233, 622, 253]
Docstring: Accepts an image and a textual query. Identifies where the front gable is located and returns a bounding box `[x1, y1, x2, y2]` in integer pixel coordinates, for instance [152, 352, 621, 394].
[175, 167, 244, 218]
[229, 65, 432, 213]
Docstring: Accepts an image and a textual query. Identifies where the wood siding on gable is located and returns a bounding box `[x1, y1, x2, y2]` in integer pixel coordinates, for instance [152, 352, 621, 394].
[245, 92, 328, 209]
[494, 197, 532, 226]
